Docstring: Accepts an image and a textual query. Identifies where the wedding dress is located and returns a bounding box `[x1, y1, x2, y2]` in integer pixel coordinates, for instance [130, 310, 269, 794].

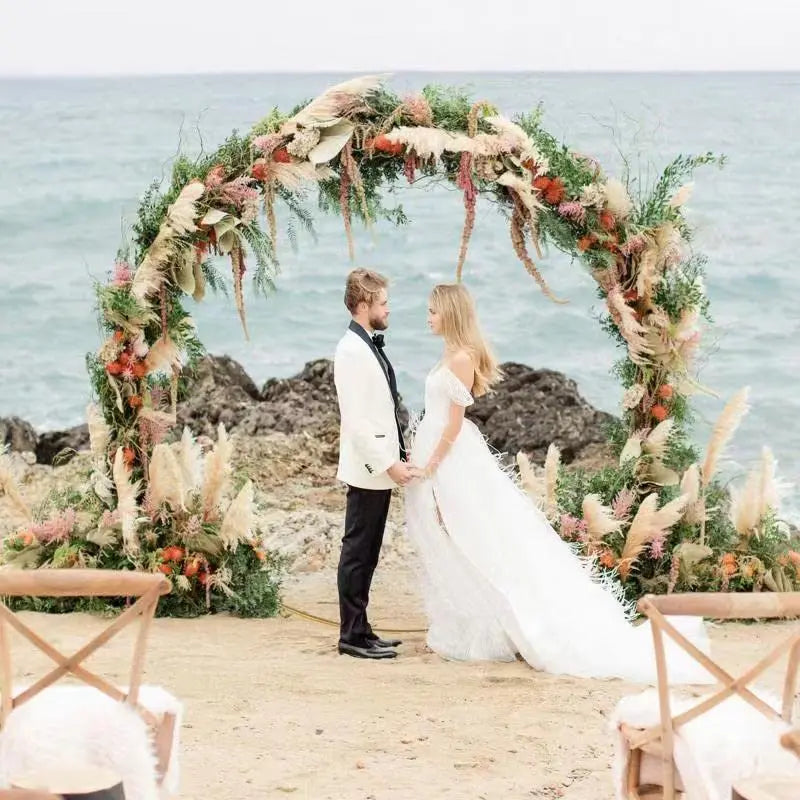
[405, 363, 713, 684]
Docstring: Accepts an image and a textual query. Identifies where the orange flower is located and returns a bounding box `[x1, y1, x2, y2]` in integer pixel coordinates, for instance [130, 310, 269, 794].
[162, 546, 185, 562]
[370, 134, 404, 156]
[19, 531, 34, 547]
[599, 550, 617, 569]
[532, 175, 552, 193]
[106, 361, 123, 376]
[157, 563, 173, 575]
[788, 551, 800, 567]
[113, 330, 125, 343]
[577, 235, 595, 252]
[544, 177, 565, 205]
[132, 361, 148, 379]
[255, 549, 266, 561]
[658, 384, 674, 400]
[651, 404, 668, 422]
[122, 446, 136, 466]
[128, 395, 142, 409]
[272, 148, 291, 163]
[720, 552, 737, 576]
[251, 160, 269, 181]
[183, 559, 200, 578]
[599, 210, 616, 232]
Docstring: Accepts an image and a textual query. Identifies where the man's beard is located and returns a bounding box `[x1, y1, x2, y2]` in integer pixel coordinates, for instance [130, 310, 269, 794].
[369, 315, 388, 331]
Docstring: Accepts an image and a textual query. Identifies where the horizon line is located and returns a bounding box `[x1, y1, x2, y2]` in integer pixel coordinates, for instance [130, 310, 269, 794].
[2, 67, 799, 81]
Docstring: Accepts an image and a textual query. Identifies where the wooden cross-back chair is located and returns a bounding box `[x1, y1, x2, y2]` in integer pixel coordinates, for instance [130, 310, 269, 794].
[0, 569, 175, 784]
[619, 592, 800, 800]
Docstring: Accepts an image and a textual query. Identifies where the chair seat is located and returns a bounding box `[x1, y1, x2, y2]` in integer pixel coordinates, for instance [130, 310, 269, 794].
[732, 776, 800, 800]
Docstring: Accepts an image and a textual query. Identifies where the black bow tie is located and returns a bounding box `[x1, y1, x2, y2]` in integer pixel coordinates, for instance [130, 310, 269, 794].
[372, 333, 385, 349]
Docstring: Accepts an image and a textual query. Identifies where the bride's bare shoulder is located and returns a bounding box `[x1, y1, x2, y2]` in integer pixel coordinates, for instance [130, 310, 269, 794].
[446, 350, 475, 385]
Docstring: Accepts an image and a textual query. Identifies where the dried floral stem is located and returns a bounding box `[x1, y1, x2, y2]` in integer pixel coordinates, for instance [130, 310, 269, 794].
[232, 243, 249, 340]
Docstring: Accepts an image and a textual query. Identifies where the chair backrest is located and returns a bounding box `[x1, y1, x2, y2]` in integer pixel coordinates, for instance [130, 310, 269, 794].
[632, 592, 800, 799]
[0, 569, 171, 726]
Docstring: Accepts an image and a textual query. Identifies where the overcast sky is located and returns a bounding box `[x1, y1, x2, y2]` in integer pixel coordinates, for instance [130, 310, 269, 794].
[1, 0, 798, 76]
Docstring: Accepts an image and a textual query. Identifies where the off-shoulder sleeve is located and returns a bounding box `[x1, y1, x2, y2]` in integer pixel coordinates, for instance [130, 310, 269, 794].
[442, 368, 474, 407]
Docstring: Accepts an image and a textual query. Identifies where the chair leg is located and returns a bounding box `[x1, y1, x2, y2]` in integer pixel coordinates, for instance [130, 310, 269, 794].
[626, 747, 643, 799]
[153, 711, 177, 785]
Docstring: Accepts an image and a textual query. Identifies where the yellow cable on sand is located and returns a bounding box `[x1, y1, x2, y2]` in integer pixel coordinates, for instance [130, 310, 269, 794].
[281, 603, 428, 634]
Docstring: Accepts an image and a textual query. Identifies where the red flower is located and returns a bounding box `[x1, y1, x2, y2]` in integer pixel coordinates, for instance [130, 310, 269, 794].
[544, 178, 565, 205]
[106, 361, 123, 376]
[204, 164, 226, 188]
[132, 361, 148, 379]
[370, 134, 404, 156]
[157, 563, 173, 575]
[658, 384, 674, 400]
[128, 395, 142, 409]
[251, 160, 269, 181]
[272, 148, 291, 163]
[651, 404, 669, 422]
[623, 289, 639, 302]
[183, 559, 199, 578]
[162, 546, 185, 562]
[599, 210, 616, 232]
[532, 175, 552, 193]
[122, 447, 136, 466]
[197, 571, 209, 586]
[195, 241, 208, 260]
[113, 330, 125, 343]
[577, 235, 595, 252]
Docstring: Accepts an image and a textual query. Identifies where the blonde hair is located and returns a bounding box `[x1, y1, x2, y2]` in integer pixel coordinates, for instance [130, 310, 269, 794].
[344, 268, 388, 313]
[430, 283, 502, 397]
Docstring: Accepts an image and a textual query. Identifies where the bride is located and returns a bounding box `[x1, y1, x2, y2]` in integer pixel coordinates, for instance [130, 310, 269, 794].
[405, 283, 712, 684]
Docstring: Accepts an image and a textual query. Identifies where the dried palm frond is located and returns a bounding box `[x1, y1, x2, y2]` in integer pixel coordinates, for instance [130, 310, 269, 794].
[112, 447, 141, 554]
[668, 182, 694, 208]
[287, 75, 384, 128]
[680, 463, 706, 524]
[758, 446, 780, 517]
[643, 419, 675, 461]
[619, 493, 688, 578]
[619, 433, 643, 466]
[635, 245, 660, 304]
[145, 334, 182, 375]
[702, 387, 750, 486]
[730, 469, 762, 538]
[173, 427, 203, 499]
[386, 126, 455, 160]
[148, 443, 185, 511]
[607, 287, 653, 363]
[603, 178, 633, 219]
[544, 443, 561, 513]
[516, 451, 545, 509]
[131, 227, 176, 300]
[202, 424, 234, 518]
[267, 160, 333, 190]
[86, 403, 110, 466]
[646, 459, 680, 486]
[0, 454, 32, 522]
[166, 180, 205, 235]
[582, 494, 623, 541]
[219, 480, 254, 551]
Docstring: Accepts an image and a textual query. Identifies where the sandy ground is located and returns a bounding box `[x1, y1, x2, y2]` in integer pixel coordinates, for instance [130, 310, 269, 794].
[5, 565, 795, 800]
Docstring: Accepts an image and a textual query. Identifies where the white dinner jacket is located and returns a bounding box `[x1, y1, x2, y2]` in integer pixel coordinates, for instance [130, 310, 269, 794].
[334, 324, 401, 490]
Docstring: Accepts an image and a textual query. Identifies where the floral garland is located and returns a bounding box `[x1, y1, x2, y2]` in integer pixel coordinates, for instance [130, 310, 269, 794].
[0, 75, 793, 610]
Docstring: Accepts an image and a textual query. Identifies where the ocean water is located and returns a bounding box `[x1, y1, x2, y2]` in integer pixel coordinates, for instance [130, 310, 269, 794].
[0, 72, 798, 518]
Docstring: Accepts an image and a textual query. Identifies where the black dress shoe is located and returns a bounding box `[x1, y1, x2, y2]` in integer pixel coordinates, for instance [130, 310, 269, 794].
[338, 641, 397, 659]
[368, 636, 403, 648]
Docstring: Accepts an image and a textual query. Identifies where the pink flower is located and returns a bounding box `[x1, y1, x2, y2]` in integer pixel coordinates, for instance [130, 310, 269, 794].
[559, 513, 582, 540]
[31, 509, 77, 544]
[112, 262, 132, 287]
[619, 234, 647, 256]
[557, 201, 586, 224]
[402, 94, 433, 126]
[121, 365, 135, 381]
[219, 177, 259, 209]
[611, 488, 636, 520]
[649, 533, 667, 559]
[252, 134, 283, 155]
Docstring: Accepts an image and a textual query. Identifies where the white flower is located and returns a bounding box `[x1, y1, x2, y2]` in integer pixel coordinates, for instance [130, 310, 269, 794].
[603, 178, 633, 219]
[622, 384, 646, 410]
[579, 182, 605, 208]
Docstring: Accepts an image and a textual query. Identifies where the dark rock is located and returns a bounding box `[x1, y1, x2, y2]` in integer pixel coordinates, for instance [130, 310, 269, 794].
[0, 416, 38, 454]
[36, 424, 89, 465]
[466, 362, 614, 465]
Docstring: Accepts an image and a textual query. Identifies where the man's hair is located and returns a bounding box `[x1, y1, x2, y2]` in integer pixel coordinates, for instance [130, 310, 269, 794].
[344, 268, 389, 313]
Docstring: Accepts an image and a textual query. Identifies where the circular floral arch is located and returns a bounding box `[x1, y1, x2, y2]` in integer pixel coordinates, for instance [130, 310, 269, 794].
[7, 76, 791, 616]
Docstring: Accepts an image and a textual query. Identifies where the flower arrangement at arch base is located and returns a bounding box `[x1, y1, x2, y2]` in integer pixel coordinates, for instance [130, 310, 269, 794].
[0, 421, 283, 618]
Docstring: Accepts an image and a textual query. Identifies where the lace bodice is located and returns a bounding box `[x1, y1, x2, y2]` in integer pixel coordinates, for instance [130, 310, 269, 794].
[423, 365, 474, 425]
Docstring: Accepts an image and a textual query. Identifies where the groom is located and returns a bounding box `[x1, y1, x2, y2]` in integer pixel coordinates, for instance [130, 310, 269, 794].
[333, 268, 412, 659]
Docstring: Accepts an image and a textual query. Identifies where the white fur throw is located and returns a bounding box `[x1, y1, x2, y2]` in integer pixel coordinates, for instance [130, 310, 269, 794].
[0, 684, 182, 800]
[610, 687, 800, 800]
